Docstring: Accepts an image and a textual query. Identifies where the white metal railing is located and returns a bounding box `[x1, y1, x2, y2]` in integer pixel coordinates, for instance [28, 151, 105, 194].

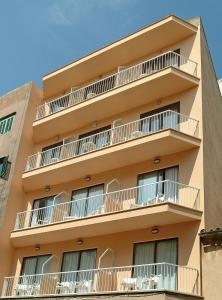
[25, 110, 199, 172]
[14, 180, 199, 231]
[35, 51, 198, 120]
[1, 263, 199, 297]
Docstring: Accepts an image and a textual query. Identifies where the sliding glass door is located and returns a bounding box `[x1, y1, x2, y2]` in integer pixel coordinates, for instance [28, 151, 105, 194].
[61, 249, 96, 291]
[20, 255, 51, 285]
[134, 239, 178, 290]
[70, 184, 104, 218]
[140, 102, 180, 134]
[41, 141, 63, 166]
[77, 126, 111, 155]
[31, 196, 59, 226]
[137, 166, 179, 205]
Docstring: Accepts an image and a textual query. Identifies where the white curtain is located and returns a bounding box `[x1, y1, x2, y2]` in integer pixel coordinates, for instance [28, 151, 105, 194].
[62, 250, 96, 283]
[71, 189, 88, 218]
[31, 197, 55, 226]
[21, 255, 50, 284]
[137, 172, 158, 204]
[156, 239, 177, 289]
[164, 167, 179, 203]
[86, 185, 104, 216]
[133, 239, 177, 290]
[71, 185, 104, 218]
[61, 252, 80, 283]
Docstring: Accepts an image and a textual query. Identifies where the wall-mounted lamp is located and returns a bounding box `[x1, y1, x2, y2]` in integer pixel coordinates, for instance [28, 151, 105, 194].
[151, 226, 159, 234]
[35, 244, 41, 251]
[44, 185, 51, 192]
[153, 157, 161, 164]
[76, 239, 84, 245]
[92, 122, 98, 128]
[84, 175, 91, 182]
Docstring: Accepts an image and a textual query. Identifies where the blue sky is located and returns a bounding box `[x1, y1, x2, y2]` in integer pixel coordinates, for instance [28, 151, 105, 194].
[0, 0, 222, 96]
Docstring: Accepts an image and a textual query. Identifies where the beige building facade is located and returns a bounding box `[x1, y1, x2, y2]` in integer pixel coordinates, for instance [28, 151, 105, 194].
[0, 15, 222, 300]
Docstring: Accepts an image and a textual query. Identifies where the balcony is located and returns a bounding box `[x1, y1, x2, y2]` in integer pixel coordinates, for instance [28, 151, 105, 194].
[11, 181, 201, 246]
[34, 52, 199, 142]
[1, 263, 199, 298]
[23, 110, 200, 191]
[43, 15, 197, 100]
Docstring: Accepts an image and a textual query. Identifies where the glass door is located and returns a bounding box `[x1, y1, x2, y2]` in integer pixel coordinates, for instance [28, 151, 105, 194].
[20, 255, 51, 286]
[133, 239, 178, 290]
[61, 249, 96, 292]
[70, 184, 104, 218]
[156, 239, 178, 289]
[77, 126, 111, 155]
[31, 196, 57, 226]
[140, 102, 180, 134]
[41, 141, 63, 166]
[137, 171, 161, 205]
[137, 166, 178, 205]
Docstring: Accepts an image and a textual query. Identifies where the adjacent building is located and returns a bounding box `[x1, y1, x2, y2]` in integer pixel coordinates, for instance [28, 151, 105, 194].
[0, 82, 42, 293]
[1, 15, 222, 300]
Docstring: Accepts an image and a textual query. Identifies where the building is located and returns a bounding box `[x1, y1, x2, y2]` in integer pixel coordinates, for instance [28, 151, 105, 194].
[0, 82, 42, 290]
[199, 228, 222, 300]
[1, 15, 222, 300]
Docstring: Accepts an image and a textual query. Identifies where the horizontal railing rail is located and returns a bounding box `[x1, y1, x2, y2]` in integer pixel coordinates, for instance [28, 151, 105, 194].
[26, 110, 199, 172]
[35, 51, 198, 120]
[1, 263, 199, 297]
[14, 180, 200, 231]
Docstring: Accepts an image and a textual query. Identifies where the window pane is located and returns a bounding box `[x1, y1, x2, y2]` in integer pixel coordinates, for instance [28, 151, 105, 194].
[31, 196, 55, 226]
[164, 167, 179, 202]
[70, 188, 88, 218]
[156, 239, 178, 290]
[133, 242, 155, 282]
[0, 115, 14, 135]
[137, 171, 158, 204]
[78, 250, 96, 282]
[86, 185, 104, 216]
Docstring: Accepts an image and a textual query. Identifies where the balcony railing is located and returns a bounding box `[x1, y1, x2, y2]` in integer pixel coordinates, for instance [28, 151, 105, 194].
[25, 110, 199, 172]
[14, 180, 199, 231]
[35, 51, 198, 120]
[1, 263, 199, 297]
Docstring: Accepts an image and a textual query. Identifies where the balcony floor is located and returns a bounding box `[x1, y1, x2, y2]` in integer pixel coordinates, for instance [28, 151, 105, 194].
[0, 290, 203, 300]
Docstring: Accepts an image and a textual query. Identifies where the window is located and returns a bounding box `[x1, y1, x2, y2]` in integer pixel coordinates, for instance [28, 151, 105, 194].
[70, 184, 104, 218]
[77, 125, 111, 155]
[140, 102, 180, 133]
[0, 156, 10, 180]
[61, 249, 96, 292]
[133, 239, 178, 290]
[0, 113, 15, 135]
[41, 141, 63, 166]
[137, 166, 179, 205]
[30, 196, 59, 226]
[19, 255, 51, 287]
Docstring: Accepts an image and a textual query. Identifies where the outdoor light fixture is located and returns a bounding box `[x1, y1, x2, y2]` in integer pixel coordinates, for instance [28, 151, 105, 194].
[76, 239, 84, 245]
[92, 122, 98, 128]
[151, 226, 159, 234]
[35, 244, 41, 251]
[153, 157, 161, 164]
[84, 175, 91, 182]
[44, 185, 51, 192]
